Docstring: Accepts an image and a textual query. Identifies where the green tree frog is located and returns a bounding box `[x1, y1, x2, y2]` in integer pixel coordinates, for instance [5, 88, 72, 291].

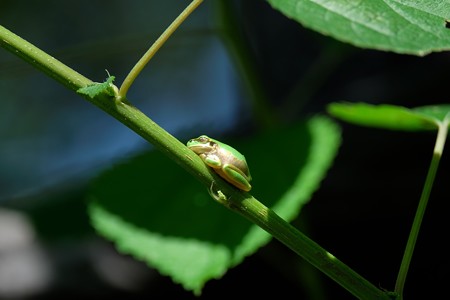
[187, 135, 252, 192]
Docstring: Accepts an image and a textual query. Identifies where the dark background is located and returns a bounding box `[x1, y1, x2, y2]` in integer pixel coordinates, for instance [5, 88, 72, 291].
[1, 0, 449, 299]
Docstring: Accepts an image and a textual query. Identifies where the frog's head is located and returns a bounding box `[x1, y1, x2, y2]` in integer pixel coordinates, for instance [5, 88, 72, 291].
[187, 135, 216, 154]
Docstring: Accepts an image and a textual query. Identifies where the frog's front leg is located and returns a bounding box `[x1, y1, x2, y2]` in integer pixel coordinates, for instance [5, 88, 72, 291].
[201, 153, 222, 168]
[218, 164, 252, 192]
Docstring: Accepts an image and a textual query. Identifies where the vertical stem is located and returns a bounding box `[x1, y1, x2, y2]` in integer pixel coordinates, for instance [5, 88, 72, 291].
[214, 0, 277, 129]
[281, 41, 352, 121]
[118, 0, 204, 99]
[394, 118, 449, 299]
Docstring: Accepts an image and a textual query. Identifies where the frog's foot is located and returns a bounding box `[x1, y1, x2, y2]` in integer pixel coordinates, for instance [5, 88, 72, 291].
[208, 182, 229, 204]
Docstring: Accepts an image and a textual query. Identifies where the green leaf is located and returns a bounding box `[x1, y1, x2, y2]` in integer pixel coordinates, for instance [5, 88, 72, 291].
[413, 104, 450, 123]
[266, 0, 450, 55]
[77, 76, 117, 99]
[327, 102, 450, 131]
[87, 116, 341, 295]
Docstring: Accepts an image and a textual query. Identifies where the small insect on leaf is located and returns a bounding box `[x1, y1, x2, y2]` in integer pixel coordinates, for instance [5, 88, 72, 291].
[445, 20, 450, 29]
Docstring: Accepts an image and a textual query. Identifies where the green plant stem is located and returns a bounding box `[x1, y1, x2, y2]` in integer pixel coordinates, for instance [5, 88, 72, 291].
[118, 0, 203, 99]
[0, 26, 92, 90]
[0, 21, 391, 300]
[221, 194, 393, 300]
[394, 118, 449, 299]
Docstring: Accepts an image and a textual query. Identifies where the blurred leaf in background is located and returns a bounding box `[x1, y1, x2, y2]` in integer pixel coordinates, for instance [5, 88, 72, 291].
[88, 116, 340, 294]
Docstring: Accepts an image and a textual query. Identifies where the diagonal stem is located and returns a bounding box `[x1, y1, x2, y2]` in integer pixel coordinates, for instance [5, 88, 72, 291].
[118, 0, 203, 99]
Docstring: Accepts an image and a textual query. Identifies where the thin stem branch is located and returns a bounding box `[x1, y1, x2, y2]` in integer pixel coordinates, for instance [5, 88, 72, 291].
[118, 0, 204, 99]
[394, 117, 449, 299]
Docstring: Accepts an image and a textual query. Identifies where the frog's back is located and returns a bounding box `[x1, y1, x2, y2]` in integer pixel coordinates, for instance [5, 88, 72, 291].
[216, 144, 251, 178]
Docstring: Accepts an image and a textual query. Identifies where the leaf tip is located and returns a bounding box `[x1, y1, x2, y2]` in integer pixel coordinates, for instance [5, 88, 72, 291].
[77, 75, 118, 99]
